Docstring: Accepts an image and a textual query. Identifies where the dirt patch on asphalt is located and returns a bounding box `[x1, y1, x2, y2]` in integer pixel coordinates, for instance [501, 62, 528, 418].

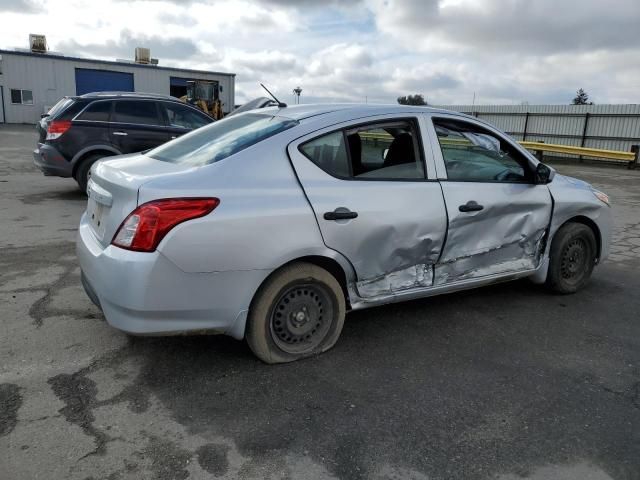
[0, 383, 22, 437]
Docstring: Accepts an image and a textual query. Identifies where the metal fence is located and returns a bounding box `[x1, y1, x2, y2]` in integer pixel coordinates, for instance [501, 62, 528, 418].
[435, 104, 640, 161]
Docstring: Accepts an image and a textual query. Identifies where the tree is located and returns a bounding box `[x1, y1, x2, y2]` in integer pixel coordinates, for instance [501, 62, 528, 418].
[572, 88, 593, 105]
[397, 94, 427, 106]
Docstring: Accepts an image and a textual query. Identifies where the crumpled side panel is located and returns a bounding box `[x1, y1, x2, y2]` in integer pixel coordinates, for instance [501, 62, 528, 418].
[351, 222, 442, 280]
[434, 229, 546, 284]
[357, 264, 434, 298]
[435, 182, 553, 286]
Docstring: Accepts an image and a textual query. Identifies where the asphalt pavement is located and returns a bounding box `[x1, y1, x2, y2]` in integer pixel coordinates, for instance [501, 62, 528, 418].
[1, 124, 639, 480]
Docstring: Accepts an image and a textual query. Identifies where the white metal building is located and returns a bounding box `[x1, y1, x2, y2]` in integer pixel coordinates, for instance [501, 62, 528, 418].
[0, 48, 235, 124]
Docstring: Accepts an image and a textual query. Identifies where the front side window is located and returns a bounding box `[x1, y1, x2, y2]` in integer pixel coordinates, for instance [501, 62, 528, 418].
[434, 119, 531, 183]
[148, 113, 298, 166]
[77, 101, 112, 121]
[112, 101, 160, 125]
[163, 102, 211, 130]
[300, 120, 425, 180]
[10, 89, 33, 105]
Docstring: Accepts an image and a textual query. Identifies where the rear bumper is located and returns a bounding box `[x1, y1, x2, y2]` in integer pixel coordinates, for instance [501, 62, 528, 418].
[76, 216, 270, 339]
[33, 143, 72, 177]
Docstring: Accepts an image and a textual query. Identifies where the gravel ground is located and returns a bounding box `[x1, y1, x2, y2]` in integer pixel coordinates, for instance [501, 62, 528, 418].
[1, 124, 639, 480]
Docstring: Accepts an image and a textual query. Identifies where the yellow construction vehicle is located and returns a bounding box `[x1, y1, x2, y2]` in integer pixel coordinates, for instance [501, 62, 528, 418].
[180, 80, 223, 119]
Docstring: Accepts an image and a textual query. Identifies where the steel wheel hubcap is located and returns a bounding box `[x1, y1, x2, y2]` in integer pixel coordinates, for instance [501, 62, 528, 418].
[561, 239, 587, 280]
[270, 283, 333, 354]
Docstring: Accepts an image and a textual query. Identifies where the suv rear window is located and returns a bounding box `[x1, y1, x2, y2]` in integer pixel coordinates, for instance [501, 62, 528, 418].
[148, 113, 298, 166]
[47, 97, 73, 118]
[112, 101, 161, 125]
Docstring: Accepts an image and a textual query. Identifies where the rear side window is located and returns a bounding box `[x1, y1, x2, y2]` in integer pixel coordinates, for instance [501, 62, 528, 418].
[300, 132, 350, 177]
[77, 101, 112, 121]
[300, 119, 425, 180]
[148, 113, 298, 166]
[112, 101, 160, 125]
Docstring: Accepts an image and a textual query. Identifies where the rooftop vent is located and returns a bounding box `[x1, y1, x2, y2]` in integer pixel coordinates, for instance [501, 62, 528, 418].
[29, 34, 48, 53]
[135, 47, 151, 64]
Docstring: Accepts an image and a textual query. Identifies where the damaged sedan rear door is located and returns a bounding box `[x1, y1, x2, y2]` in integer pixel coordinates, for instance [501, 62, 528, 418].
[424, 114, 553, 285]
[287, 114, 447, 299]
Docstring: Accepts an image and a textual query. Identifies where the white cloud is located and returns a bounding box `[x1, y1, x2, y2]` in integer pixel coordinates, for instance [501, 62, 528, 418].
[0, 0, 638, 105]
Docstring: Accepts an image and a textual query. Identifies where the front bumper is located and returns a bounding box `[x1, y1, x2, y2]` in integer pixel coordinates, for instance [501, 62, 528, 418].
[76, 217, 271, 339]
[33, 143, 72, 177]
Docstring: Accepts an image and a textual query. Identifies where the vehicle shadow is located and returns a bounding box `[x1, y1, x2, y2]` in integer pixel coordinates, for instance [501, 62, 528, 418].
[19, 187, 86, 205]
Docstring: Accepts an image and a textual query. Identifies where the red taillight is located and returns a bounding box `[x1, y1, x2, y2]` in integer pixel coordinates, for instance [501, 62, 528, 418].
[112, 198, 219, 252]
[46, 120, 72, 140]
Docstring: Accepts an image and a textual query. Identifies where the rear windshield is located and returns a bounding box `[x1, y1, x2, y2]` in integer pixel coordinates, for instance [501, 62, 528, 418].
[47, 97, 73, 118]
[148, 113, 298, 166]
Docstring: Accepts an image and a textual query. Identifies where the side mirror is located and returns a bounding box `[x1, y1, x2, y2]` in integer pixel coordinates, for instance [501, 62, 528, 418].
[534, 162, 555, 184]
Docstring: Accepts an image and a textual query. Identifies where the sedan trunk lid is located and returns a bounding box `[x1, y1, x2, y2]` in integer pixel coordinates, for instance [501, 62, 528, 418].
[86, 153, 193, 247]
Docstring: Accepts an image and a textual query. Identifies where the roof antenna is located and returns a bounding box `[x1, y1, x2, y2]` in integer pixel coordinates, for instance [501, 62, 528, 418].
[260, 83, 287, 108]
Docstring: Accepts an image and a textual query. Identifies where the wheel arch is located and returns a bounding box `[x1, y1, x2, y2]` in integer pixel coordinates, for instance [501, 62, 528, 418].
[250, 253, 354, 316]
[292, 255, 351, 307]
[71, 146, 121, 176]
[558, 215, 602, 260]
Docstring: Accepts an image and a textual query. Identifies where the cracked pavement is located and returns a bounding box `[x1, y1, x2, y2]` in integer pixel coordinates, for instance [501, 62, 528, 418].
[1, 124, 639, 480]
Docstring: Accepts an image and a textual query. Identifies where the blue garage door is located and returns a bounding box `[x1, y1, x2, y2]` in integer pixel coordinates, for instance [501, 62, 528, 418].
[75, 68, 134, 96]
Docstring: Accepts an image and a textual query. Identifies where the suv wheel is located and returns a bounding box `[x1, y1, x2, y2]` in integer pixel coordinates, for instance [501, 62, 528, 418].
[74, 153, 109, 193]
[246, 262, 346, 364]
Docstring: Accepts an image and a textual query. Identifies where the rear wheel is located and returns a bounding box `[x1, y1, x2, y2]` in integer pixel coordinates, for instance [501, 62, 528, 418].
[74, 153, 109, 193]
[246, 262, 346, 364]
[546, 222, 597, 294]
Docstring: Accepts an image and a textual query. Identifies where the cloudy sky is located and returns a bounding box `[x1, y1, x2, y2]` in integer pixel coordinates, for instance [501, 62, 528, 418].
[1, 0, 639, 105]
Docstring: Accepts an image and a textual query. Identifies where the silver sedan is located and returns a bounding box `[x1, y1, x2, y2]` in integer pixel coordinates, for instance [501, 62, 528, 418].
[77, 104, 612, 363]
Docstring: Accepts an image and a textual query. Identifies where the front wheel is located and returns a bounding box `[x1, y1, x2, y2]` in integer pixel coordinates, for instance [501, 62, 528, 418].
[546, 222, 597, 294]
[246, 262, 346, 364]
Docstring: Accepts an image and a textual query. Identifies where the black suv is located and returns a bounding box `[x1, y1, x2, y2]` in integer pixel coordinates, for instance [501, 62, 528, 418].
[34, 92, 214, 191]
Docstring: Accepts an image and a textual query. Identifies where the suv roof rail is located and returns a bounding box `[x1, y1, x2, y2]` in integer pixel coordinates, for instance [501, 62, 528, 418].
[80, 91, 178, 100]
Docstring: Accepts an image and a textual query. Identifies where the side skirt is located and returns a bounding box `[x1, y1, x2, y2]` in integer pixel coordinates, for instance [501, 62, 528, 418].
[349, 264, 543, 311]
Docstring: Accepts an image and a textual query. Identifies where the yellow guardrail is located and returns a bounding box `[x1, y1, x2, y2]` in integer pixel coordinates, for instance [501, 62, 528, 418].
[519, 141, 636, 162]
[360, 132, 393, 141]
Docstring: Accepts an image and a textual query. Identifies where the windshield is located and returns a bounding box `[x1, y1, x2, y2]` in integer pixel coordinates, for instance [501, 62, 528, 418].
[148, 113, 298, 166]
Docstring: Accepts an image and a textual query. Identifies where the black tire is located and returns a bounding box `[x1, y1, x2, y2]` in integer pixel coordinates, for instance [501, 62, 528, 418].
[74, 153, 108, 193]
[246, 262, 346, 364]
[546, 222, 597, 294]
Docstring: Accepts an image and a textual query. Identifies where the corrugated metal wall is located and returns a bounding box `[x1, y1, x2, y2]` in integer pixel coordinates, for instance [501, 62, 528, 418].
[436, 104, 640, 159]
[0, 51, 235, 123]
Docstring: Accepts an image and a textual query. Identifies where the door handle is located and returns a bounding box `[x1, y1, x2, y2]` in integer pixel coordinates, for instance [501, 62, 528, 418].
[324, 209, 358, 221]
[459, 201, 484, 212]
[112, 131, 128, 136]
